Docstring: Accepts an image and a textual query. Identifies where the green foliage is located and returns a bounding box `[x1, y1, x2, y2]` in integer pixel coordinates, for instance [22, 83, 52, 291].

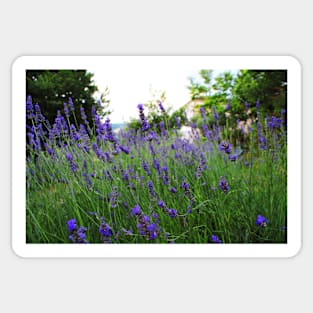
[188, 70, 213, 100]
[126, 90, 182, 133]
[187, 69, 287, 144]
[232, 70, 287, 114]
[26, 70, 109, 126]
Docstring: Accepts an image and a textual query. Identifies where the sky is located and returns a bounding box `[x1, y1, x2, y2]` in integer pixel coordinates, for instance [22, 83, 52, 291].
[88, 67, 200, 123]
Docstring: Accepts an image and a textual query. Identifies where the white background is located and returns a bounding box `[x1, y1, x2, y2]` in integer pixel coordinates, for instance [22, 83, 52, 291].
[1, 1, 310, 312]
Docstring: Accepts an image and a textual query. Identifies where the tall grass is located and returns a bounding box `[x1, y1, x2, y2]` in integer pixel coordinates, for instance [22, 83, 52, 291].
[26, 97, 287, 243]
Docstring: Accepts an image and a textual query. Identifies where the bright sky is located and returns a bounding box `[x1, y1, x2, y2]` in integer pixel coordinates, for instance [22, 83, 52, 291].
[88, 67, 199, 123]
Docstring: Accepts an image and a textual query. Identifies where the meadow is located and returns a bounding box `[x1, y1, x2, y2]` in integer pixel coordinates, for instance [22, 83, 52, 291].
[26, 97, 287, 244]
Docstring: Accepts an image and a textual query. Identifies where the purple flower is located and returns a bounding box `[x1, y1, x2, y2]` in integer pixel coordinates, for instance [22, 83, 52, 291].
[80, 107, 88, 123]
[64, 102, 70, 118]
[142, 119, 150, 132]
[181, 181, 190, 191]
[218, 177, 230, 194]
[211, 234, 222, 243]
[65, 152, 78, 173]
[256, 215, 269, 227]
[218, 141, 232, 154]
[26, 95, 33, 118]
[137, 104, 144, 110]
[158, 102, 165, 113]
[67, 219, 88, 243]
[65, 152, 73, 162]
[68, 97, 75, 111]
[267, 116, 283, 130]
[99, 222, 113, 237]
[104, 117, 117, 144]
[212, 106, 219, 121]
[168, 209, 178, 218]
[131, 204, 141, 216]
[142, 160, 151, 176]
[148, 180, 156, 197]
[174, 116, 181, 128]
[225, 100, 231, 111]
[158, 200, 165, 209]
[67, 219, 77, 232]
[146, 223, 156, 232]
[228, 154, 237, 162]
[256, 99, 260, 110]
[119, 145, 129, 154]
[200, 107, 206, 119]
[162, 166, 170, 185]
[169, 187, 177, 193]
[109, 186, 119, 208]
[259, 136, 267, 150]
[152, 212, 160, 224]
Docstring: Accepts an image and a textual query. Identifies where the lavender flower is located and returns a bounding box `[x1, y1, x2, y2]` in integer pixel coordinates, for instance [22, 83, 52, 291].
[259, 136, 267, 150]
[131, 204, 142, 216]
[99, 218, 114, 243]
[158, 200, 166, 209]
[104, 117, 117, 143]
[168, 209, 178, 218]
[267, 116, 283, 130]
[200, 107, 206, 119]
[212, 106, 219, 121]
[137, 103, 150, 132]
[153, 158, 161, 175]
[80, 107, 88, 124]
[174, 116, 181, 128]
[256, 99, 260, 110]
[142, 160, 151, 176]
[68, 97, 75, 112]
[119, 145, 130, 154]
[148, 180, 156, 197]
[64, 102, 70, 118]
[162, 166, 170, 185]
[225, 100, 231, 111]
[256, 215, 269, 227]
[158, 101, 166, 113]
[196, 152, 207, 177]
[82, 160, 92, 189]
[218, 177, 230, 194]
[228, 154, 237, 162]
[218, 141, 232, 154]
[142, 119, 150, 132]
[132, 207, 160, 240]
[26, 95, 33, 119]
[211, 234, 222, 243]
[109, 186, 119, 208]
[65, 152, 78, 172]
[67, 219, 88, 243]
[169, 187, 177, 193]
[67, 219, 77, 232]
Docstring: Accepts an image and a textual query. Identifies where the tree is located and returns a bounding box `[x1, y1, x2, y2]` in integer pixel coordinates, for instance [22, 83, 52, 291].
[187, 70, 235, 127]
[232, 70, 287, 115]
[187, 70, 213, 100]
[26, 70, 107, 127]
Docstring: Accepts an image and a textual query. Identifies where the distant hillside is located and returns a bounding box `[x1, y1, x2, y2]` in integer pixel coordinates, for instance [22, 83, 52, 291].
[112, 123, 125, 131]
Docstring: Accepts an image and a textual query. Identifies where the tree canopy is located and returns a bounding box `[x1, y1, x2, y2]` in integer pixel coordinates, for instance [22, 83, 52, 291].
[26, 70, 106, 127]
[232, 70, 287, 114]
[186, 69, 287, 126]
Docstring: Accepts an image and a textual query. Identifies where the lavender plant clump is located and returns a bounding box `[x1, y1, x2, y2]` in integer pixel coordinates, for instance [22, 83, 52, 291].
[26, 95, 287, 244]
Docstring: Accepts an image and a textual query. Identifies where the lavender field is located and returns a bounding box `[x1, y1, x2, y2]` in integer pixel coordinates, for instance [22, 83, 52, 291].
[26, 96, 287, 244]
